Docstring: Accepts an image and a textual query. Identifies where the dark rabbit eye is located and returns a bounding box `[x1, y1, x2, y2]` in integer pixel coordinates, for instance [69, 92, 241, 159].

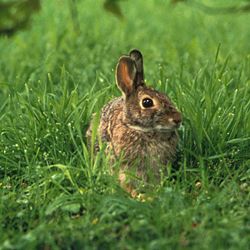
[142, 98, 154, 108]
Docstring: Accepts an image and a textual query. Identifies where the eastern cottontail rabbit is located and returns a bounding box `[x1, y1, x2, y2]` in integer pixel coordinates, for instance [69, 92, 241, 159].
[87, 49, 182, 197]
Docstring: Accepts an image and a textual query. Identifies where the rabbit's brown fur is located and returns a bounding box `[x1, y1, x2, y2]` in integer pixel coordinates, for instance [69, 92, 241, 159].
[87, 50, 182, 196]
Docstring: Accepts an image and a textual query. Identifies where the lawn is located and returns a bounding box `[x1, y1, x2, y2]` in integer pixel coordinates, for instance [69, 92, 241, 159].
[0, 0, 249, 249]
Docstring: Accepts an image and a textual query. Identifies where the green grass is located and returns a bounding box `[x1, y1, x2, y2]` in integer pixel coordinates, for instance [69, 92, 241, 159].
[0, 0, 250, 249]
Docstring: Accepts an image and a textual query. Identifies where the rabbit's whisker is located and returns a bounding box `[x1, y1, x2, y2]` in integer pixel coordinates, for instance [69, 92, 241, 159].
[128, 125, 152, 132]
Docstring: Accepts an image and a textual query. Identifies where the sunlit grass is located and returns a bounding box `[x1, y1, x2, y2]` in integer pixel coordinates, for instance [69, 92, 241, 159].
[0, 0, 249, 249]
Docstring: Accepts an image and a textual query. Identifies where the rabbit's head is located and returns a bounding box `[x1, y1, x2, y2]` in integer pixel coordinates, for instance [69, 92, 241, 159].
[116, 49, 181, 132]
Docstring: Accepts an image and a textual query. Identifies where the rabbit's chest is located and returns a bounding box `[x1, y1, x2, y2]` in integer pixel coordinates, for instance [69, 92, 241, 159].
[110, 126, 177, 163]
[139, 133, 176, 162]
[144, 137, 173, 158]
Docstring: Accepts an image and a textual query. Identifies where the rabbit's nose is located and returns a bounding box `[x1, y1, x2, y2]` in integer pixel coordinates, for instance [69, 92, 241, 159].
[172, 113, 182, 126]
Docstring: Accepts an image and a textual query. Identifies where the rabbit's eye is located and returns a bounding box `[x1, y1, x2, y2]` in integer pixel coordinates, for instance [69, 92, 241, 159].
[142, 98, 154, 108]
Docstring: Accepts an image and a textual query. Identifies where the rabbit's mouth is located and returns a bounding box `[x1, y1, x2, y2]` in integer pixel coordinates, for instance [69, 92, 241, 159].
[154, 116, 182, 131]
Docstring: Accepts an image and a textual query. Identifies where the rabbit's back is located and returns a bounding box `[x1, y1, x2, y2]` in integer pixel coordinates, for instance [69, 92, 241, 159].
[98, 96, 124, 143]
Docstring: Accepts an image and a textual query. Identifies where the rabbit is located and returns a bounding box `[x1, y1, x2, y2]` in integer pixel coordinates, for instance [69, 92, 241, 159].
[87, 49, 182, 197]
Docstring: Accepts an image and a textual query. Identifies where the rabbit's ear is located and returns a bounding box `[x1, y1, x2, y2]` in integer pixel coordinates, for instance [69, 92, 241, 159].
[129, 49, 144, 86]
[116, 56, 136, 96]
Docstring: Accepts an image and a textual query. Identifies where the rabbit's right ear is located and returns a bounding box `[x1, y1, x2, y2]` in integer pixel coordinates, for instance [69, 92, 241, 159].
[129, 49, 144, 85]
[116, 56, 136, 97]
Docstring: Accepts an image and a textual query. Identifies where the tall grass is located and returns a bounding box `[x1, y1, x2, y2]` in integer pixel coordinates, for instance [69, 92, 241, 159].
[0, 0, 249, 249]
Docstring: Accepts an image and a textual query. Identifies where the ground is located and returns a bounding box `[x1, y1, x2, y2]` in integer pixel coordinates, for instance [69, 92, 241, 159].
[0, 0, 249, 249]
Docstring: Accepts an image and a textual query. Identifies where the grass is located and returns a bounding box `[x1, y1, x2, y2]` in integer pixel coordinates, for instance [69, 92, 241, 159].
[0, 0, 250, 249]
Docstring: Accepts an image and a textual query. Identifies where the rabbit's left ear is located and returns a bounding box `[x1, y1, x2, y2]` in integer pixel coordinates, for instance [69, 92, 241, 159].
[116, 56, 137, 97]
